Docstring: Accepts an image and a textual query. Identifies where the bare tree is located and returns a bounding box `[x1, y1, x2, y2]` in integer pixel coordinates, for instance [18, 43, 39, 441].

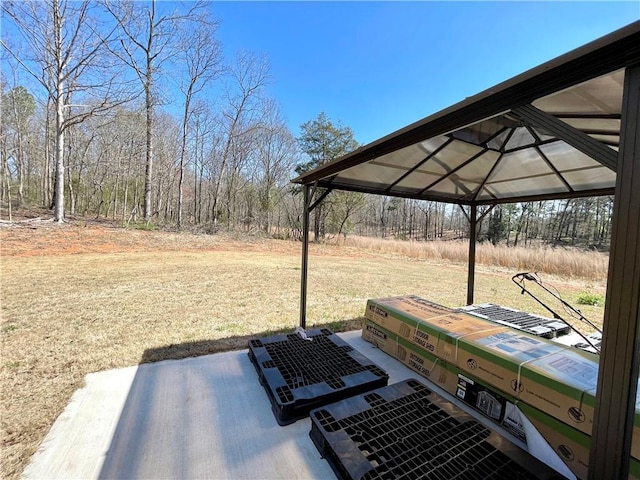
[175, 13, 223, 228]
[188, 103, 219, 225]
[105, 0, 206, 223]
[254, 100, 297, 233]
[152, 111, 181, 223]
[1, 80, 35, 208]
[0, 74, 10, 219]
[211, 51, 270, 227]
[2, 0, 127, 222]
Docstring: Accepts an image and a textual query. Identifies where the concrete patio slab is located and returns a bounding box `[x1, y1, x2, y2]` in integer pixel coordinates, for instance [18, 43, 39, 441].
[23, 330, 574, 479]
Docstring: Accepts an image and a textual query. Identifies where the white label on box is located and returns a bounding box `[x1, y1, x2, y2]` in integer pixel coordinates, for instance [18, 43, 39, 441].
[530, 351, 599, 389]
[503, 401, 526, 441]
[474, 331, 562, 362]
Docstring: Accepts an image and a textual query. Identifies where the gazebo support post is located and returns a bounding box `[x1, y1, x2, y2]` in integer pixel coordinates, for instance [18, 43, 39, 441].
[467, 204, 477, 305]
[589, 63, 640, 480]
[299, 184, 311, 328]
[299, 186, 334, 328]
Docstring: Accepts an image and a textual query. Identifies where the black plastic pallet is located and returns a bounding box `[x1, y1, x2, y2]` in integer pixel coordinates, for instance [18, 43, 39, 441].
[248, 328, 389, 426]
[459, 304, 571, 339]
[310, 379, 566, 480]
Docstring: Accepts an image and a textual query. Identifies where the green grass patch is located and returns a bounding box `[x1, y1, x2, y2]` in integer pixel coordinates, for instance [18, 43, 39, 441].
[576, 291, 605, 306]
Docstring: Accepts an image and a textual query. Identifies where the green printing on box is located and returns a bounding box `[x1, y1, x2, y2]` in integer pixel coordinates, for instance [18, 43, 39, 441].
[365, 297, 506, 362]
[456, 329, 603, 435]
[362, 319, 457, 391]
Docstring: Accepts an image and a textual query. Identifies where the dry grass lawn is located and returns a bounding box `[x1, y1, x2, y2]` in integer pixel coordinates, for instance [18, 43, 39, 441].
[0, 220, 607, 479]
[335, 235, 609, 280]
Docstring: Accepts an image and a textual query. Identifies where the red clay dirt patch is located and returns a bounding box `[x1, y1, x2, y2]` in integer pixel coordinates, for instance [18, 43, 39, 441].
[0, 222, 300, 257]
[0, 218, 369, 260]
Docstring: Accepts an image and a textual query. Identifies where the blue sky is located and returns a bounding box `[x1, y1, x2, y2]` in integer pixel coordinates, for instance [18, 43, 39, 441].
[209, 1, 639, 145]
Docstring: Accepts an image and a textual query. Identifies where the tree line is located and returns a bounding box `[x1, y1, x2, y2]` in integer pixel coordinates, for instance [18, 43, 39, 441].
[1, 1, 613, 250]
[347, 197, 613, 249]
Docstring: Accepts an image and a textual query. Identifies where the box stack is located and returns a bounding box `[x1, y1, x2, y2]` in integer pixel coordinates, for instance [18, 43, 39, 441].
[362, 295, 640, 480]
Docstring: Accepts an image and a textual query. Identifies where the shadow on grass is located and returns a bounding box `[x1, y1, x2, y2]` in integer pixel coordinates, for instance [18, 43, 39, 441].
[139, 316, 365, 364]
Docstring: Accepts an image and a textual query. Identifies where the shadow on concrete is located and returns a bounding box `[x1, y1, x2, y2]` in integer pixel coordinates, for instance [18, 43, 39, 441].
[139, 317, 365, 364]
[97, 318, 364, 479]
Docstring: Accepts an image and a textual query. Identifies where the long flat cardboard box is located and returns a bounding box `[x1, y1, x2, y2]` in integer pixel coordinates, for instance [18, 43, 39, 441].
[454, 328, 638, 446]
[361, 320, 457, 393]
[362, 312, 640, 479]
[365, 296, 505, 363]
[455, 329, 595, 433]
[519, 402, 640, 480]
[362, 318, 640, 479]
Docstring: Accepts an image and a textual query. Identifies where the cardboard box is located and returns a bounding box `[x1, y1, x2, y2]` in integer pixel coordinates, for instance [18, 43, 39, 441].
[362, 319, 457, 393]
[519, 402, 640, 480]
[365, 296, 504, 363]
[524, 348, 640, 462]
[366, 297, 581, 430]
[456, 330, 577, 416]
[365, 295, 452, 324]
[519, 346, 598, 436]
[455, 329, 613, 440]
[408, 323, 640, 468]
[519, 402, 590, 479]
[366, 297, 585, 426]
[362, 316, 640, 478]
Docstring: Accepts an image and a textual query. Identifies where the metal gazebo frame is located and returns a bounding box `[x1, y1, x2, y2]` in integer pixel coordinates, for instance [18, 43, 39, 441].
[293, 21, 640, 479]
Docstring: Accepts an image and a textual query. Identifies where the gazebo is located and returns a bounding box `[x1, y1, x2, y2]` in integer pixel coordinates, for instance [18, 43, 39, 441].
[293, 21, 640, 479]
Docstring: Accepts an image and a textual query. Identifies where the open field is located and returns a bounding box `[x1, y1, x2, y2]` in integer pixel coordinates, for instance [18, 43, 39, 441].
[0, 221, 607, 479]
